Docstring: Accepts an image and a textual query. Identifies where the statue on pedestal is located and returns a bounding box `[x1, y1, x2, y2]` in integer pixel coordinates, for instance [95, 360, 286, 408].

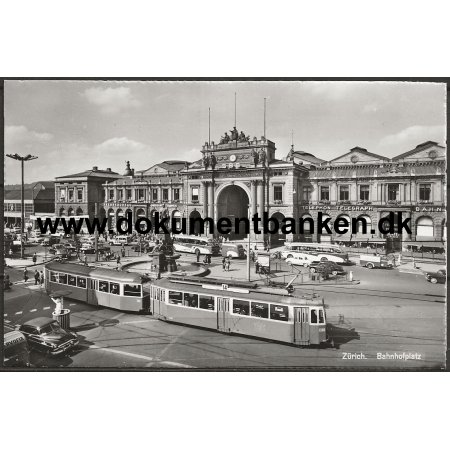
[259, 148, 267, 166]
[230, 127, 239, 141]
[220, 132, 230, 144]
[202, 153, 210, 169]
[251, 149, 259, 167]
[210, 153, 217, 169]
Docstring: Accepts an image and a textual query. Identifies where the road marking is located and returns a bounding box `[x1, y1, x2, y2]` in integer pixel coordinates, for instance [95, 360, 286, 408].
[80, 344, 194, 368]
[30, 309, 37, 312]
[15, 311, 23, 315]
[111, 312, 125, 320]
[83, 344, 155, 362]
[69, 303, 76, 306]
[5, 320, 11, 323]
[43, 307, 50, 310]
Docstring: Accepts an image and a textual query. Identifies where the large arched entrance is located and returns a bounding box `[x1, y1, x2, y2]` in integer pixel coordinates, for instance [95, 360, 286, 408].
[216, 184, 249, 240]
[269, 212, 286, 246]
[189, 210, 202, 235]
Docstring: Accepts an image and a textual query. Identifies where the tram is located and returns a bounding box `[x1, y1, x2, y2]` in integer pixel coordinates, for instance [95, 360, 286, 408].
[44, 262, 150, 312]
[150, 276, 330, 346]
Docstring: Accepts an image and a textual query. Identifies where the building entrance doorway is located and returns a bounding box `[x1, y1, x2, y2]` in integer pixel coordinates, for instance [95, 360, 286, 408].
[217, 185, 249, 240]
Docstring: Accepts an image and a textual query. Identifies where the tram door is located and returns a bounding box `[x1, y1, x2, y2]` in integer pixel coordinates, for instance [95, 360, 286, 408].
[217, 297, 230, 333]
[294, 307, 310, 345]
[87, 279, 98, 306]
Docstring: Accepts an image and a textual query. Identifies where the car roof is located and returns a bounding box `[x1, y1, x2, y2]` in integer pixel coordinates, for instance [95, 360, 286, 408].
[22, 317, 56, 328]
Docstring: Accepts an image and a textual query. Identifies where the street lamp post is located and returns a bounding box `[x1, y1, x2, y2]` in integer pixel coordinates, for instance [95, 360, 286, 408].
[6, 153, 38, 259]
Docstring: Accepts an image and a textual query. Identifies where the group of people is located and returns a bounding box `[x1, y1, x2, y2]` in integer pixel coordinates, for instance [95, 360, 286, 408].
[22, 267, 45, 285]
[221, 256, 232, 272]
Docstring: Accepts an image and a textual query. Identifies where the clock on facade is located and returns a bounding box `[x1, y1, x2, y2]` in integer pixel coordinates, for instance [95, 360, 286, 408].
[350, 155, 359, 164]
[229, 154, 237, 162]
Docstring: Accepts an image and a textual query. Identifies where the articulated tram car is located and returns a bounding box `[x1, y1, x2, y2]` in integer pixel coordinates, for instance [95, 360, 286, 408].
[44, 262, 150, 312]
[150, 277, 330, 346]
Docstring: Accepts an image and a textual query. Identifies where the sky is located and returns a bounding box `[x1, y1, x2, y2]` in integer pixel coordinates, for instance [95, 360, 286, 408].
[4, 80, 446, 184]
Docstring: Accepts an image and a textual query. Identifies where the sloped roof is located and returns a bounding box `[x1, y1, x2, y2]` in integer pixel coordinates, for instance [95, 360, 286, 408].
[392, 141, 443, 161]
[329, 146, 389, 163]
[291, 151, 326, 165]
[56, 168, 120, 179]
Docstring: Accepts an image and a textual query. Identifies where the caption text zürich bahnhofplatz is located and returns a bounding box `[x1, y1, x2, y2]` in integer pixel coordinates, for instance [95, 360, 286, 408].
[36, 212, 412, 236]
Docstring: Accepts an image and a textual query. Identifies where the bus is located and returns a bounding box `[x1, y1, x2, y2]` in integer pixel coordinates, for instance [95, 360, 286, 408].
[172, 234, 220, 256]
[281, 242, 349, 263]
[149, 276, 330, 346]
[44, 262, 150, 312]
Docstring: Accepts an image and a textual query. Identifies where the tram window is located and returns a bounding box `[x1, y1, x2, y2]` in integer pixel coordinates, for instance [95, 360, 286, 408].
[199, 295, 215, 310]
[270, 304, 289, 322]
[77, 277, 87, 288]
[124, 284, 141, 297]
[99, 281, 109, 292]
[251, 302, 269, 319]
[59, 273, 68, 284]
[50, 271, 58, 282]
[183, 293, 198, 308]
[233, 299, 249, 315]
[110, 282, 120, 295]
[311, 309, 318, 324]
[68, 275, 77, 286]
[319, 309, 324, 324]
[168, 290, 183, 305]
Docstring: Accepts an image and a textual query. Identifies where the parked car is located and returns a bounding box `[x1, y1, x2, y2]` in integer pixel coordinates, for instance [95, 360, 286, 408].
[19, 318, 79, 356]
[285, 254, 313, 267]
[425, 269, 446, 284]
[63, 242, 77, 253]
[109, 236, 131, 246]
[48, 244, 69, 257]
[4, 324, 30, 367]
[80, 243, 96, 254]
[310, 261, 346, 276]
[43, 236, 60, 247]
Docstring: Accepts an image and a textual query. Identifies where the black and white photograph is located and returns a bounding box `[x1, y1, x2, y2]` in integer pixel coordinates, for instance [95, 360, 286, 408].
[2, 80, 447, 370]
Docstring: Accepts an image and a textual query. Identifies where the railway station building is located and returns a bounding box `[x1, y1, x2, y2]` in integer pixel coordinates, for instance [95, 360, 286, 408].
[98, 130, 446, 252]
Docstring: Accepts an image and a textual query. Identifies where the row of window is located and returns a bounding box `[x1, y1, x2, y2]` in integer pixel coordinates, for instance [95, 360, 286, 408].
[304, 183, 433, 202]
[48, 271, 142, 297]
[160, 290, 325, 324]
[4, 203, 34, 213]
[60, 187, 84, 202]
[107, 188, 181, 202]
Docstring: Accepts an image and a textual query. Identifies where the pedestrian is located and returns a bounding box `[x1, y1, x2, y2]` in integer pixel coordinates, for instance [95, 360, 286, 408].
[9, 248, 13, 258]
[208, 254, 211, 264]
[255, 261, 260, 274]
[23, 268, 28, 282]
[203, 255, 209, 265]
[84, 254, 87, 266]
[225, 257, 231, 272]
[32, 252, 37, 264]
[117, 255, 121, 265]
[196, 251, 200, 263]
[222, 257, 226, 271]
[40, 270, 44, 285]
[34, 269, 40, 285]
[121, 248, 126, 258]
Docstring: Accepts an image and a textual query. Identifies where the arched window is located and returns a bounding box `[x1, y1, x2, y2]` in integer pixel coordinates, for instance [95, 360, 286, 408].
[356, 215, 372, 234]
[416, 216, 434, 237]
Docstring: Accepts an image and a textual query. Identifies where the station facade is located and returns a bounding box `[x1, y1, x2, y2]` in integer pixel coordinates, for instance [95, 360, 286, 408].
[55, 129, 446, 251]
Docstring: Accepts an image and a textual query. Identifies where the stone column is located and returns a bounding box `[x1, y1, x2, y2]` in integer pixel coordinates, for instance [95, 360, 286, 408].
[257, 181, 264, 217]
[208, 182, 214, 219]
[202, 182, 208, 217]
[251, 180, 257, 217]
[410, 180, 416, 203]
